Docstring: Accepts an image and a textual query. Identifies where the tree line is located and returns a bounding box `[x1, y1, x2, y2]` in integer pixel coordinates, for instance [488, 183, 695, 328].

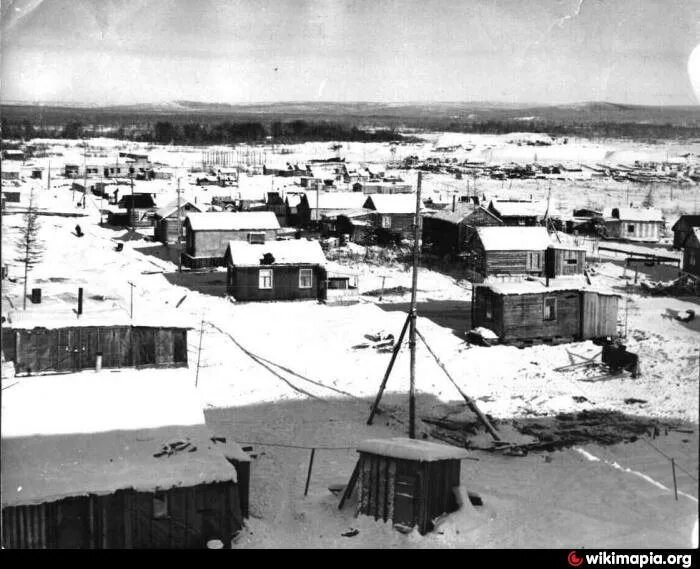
[1, 117, 416, 145]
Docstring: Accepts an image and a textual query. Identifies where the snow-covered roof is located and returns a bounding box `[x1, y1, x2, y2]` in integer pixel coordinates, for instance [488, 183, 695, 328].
[489, 200, 547, 218]
[429, 204, 500, 224]
[478, 277, 618, 297]
[357, 437, 470, 462]
[1, 369, 248, 507]
[475, 226, 551, 251]
[186, 211, 280, 231]
[324, 261, 360, 277]
[305, 191, 367, 211]
[226, 239, 327, 266]
[608, 207, 664, 222]
[364, 194, 418, 214]
[154, 198, 202, 219]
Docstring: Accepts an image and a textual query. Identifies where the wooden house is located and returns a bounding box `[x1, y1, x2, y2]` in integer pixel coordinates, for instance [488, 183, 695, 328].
[295, 192, 368, 228]
[284, 193, 305, 226]
[182, 212, 281, 269]
[681, 227, 700, 278]
[2, 301, 192, 375]
[109, 193, 157, 228]
[487, 200, 547, 226]
[604, 207, 664, 242]
[103, 163, 132, 178]
[421, 204, 503, 255]
[224, 239, 327, 302]
[1, 370, 250, 549]
[545, 243, 587, 278]
[362, 194, 419, 241]
[322, 262, 360, 306]
[472, 280, 620, 345]
[351, 438, 469, 535]
[153, 199, 202, 245]
[671, 215, 700, 249]
[465, 226, 552, 281]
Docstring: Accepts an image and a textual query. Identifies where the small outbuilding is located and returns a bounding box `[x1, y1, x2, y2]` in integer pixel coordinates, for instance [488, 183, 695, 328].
[351, 438, 469, 535]
[680, 227, 700, 278]
[671, 215, 700, 249]
[545, 242, 587, 278]
[362, 194, 420, 241]
[152, 199, 202, 245]
[604, 207, 664, 243]
[421, 204, 503, 254]
[471, 279, 620, 345]
[224, 239, 327, 302]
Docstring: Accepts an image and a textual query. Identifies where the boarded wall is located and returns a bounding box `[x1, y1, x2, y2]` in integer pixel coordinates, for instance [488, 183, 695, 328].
[226, 265, 323, 302]
[4, 326, 188, 375]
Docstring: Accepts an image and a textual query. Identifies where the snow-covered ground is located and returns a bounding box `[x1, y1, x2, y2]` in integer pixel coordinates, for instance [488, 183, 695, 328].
[2, 137, 698, 548]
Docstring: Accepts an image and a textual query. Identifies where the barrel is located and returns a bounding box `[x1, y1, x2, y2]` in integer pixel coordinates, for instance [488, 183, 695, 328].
[31, 288, 41, 304]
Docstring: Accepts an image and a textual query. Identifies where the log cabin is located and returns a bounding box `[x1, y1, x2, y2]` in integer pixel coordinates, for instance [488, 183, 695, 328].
[1, 369, 250, 549]
[422, 204, 503, 255]
[182, 211, 281, 269]
[472, 279, 620, 344]
[225, 239, 327, 302]
[671, 215, 700, 249]
[465, 226, 552, 281]
[603, 207, 664, 243]
[153, 199, 202, 245]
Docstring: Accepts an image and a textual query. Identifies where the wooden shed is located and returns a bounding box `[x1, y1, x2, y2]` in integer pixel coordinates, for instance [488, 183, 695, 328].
[681, 227, 700, 278]
[545, 243, 587, 278]
[153, 199, 202, 245]
[182, 211, 281, 269]
[352, 438, 469, 535]
[604, 207, 664, 243]
[472, 280, 620, 344]
[487, 200, 547, 226]
[2, 305, 192, 375]
[1, 370, 250, 549]
[224, 239, 327, 302]
[672, 215, 700, 249]
[466, 226, 552, 281]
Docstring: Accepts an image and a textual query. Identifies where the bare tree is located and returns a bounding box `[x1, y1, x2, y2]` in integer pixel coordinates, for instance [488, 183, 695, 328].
[15, 189, 43, 309]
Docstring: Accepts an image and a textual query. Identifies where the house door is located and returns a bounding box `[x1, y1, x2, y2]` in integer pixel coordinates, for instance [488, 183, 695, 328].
[393, 474, 418, 529]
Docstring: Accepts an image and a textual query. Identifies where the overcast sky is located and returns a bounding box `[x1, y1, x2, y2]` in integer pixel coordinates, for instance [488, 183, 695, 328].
[2, 0, 699, 106]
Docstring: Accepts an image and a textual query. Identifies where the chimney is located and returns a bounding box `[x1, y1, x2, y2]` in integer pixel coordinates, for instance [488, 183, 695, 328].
[78, 287, 83, 316]
[452, 195, 456, 212]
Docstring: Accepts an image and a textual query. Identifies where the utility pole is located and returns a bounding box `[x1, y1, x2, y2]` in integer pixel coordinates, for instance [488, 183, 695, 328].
[47, 160, 51, 192]
[130, 173, 135, 229]
[408, 171, 422, 439]
[128, 281, 135, 320]
[177, 177, 182, 273]
[82, 138, 88, 208]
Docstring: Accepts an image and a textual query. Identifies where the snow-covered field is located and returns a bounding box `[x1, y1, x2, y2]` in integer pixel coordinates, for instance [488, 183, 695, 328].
[1, 136, 698, 548]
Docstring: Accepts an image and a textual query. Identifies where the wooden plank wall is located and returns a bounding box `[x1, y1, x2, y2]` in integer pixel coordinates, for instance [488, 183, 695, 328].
[501, 291, 580, 341]
[192, 229, 278, 258]
[227, 265, 323, 302]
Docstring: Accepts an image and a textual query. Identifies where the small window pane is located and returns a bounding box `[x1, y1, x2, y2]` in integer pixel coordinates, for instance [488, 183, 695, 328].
[299, 268, 313, 288]
[382, 216, 391, 229]
[543, 297, 556, 321]
[153, 492, 169, 519]
[259, 269, 273, 289]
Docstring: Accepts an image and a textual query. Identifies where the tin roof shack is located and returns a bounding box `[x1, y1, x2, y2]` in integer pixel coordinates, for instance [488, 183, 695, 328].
[681, 227, 700, 278]
[363, 194, 419, 243]
[487, 200, 546, 226]
[2, 299, 192, 375]
[323, 262, 360, 306]
[1, 370, 250, 549]
[604, 207, 664, 243]
[466, 226, 551, 281]
[422, 204, 503, 255]
[108, 193, 157, 228]
[671, 215, 700, 249]
[353, 438, 469, 535]
[153, 199, 203, 245]
[472, 280, 619, 345]
[225, 239, 327, 302]
[545, 243, 587, 278]
[182, 212, 281, 269]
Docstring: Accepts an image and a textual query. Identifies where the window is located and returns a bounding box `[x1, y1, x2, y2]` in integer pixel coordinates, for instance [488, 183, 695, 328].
[381, 215, 392, 229]
[543, 297, 556, 321]
[259, 268, 273, 289]
[299, 268, 313, 289]
[248, 232, 265, 244]
[153, 492, 169, 519]
[627, 224, 635, 234]
[485, 295, 493, 321]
